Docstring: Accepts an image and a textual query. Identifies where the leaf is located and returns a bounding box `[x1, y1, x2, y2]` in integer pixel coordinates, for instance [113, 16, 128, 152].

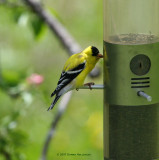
[18, 13, 29, 26]
[10, 130, 27, 147]
[11, 7, 27, 24]
[30, 15, 46, 39]
[2, 70, 21, 87]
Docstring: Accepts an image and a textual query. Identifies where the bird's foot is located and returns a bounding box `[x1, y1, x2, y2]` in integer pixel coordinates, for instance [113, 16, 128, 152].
[84, 82, 95, 90]
[76, 88, 79, 91]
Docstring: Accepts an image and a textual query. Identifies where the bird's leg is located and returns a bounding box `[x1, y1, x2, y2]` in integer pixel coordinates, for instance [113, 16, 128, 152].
[76, 88, 79, 91]
[84, 82, 95, 90]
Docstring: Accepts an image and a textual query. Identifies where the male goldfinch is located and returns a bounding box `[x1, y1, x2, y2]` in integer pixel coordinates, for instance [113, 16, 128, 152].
[47, 46, 103, 111]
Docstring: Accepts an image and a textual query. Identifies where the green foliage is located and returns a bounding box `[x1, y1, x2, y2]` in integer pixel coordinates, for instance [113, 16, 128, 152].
[11, 7, 27, 23]
[30, 15, 46, 39]
[0, 111, 28, 160]
[1, 1, 46, 39]
[2, 70, 22, 87]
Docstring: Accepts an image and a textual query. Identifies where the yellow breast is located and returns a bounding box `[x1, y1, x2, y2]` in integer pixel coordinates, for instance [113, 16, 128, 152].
[75, 63, 95, 87]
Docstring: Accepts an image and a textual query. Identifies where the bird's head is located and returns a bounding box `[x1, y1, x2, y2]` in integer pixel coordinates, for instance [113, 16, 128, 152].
[83, 46, 104, 60]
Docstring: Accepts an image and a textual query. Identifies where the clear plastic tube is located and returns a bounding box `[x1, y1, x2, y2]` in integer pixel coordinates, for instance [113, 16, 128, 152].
[104, 0, 159, 44]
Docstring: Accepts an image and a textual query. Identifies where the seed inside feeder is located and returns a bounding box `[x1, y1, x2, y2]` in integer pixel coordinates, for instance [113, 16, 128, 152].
[108, 33, 159, 45]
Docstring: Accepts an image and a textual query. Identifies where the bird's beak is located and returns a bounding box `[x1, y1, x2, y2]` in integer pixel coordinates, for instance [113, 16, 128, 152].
[97, 53, 104, 58]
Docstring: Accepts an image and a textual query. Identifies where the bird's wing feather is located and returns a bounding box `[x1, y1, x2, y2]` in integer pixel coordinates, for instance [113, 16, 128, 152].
[48, 94, 61, 111]
[51, 61, 86, 97]
[63, 53, 86, 71]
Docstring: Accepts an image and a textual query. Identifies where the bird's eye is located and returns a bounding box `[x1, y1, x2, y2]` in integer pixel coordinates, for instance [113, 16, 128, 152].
[91, 46, 99, 56]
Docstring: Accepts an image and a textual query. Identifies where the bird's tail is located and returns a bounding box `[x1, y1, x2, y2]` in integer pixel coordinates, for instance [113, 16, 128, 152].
[47, 95, 61, 111]
[51, 90, 56, 97]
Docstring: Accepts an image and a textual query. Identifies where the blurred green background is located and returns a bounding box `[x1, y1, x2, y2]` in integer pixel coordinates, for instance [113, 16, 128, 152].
[0, 0, 103, 159]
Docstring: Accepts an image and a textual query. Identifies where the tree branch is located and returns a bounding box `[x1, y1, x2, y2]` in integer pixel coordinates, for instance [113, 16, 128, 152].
[24, 0, 81, 55]
[40, 91, 72, 160]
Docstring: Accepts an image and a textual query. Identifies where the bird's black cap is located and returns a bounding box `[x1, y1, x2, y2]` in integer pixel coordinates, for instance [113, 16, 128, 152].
[91, 46, 99, 56]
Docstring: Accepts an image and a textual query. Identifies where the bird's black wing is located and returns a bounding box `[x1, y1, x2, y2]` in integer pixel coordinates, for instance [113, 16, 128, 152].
[51, 62, 86, 97]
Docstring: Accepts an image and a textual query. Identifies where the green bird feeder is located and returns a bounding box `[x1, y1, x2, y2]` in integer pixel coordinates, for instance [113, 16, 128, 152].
[103, 0, 159, 159]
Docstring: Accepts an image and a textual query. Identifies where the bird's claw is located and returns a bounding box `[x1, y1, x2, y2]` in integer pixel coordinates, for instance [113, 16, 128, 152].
[84, 82, 95, 90]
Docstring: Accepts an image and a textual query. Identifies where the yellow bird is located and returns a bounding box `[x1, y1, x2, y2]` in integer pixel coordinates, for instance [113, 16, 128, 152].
[48, 46, 103, 111]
